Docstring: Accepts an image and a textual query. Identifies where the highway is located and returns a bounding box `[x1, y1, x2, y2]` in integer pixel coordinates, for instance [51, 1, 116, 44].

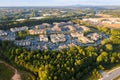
[99, 67, 120, 80]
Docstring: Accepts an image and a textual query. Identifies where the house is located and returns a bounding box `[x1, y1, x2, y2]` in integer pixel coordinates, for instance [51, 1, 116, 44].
[43, 13, 52, 16]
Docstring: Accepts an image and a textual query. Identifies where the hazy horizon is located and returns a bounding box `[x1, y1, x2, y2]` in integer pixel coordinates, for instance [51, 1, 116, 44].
[0, 0, 120, 7]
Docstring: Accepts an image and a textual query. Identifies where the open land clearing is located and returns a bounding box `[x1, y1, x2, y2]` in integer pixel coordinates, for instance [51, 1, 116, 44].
[83, 17, 120, 29]
[0, 61, 21, 80]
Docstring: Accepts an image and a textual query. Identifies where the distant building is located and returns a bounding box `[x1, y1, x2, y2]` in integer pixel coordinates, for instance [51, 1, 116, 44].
[35, 23, 51, 29]
[43, 13, 52, 16]
[30, 17, 45, 20]
[43, 13, 58, 17]
[16, 19, 25, 21]
[83, 18, 99, 23]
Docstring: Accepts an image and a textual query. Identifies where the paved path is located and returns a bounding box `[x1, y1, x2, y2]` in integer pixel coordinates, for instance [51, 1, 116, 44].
[0, 61, 21, 80]
[99, 67, 120, 80]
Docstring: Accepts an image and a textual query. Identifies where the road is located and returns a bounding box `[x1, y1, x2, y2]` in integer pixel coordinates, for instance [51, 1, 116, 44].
[0, 60, 21, 80]
[99, 67, 120, 80]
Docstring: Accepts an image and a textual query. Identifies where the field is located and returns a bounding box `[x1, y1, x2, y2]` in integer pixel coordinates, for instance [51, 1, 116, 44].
[84, 17, 120, 29]
[98, 14, 120, 29]
[103, 23, 120, 29]
[95, 14, 111, 18]
[0, 63, 14, 80]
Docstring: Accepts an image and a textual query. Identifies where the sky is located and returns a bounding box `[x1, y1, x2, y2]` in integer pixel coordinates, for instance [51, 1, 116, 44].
[0, 0, 120, 6]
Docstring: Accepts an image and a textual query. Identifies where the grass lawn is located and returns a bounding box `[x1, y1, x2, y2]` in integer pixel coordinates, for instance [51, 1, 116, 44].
[0, 63, 14, 80]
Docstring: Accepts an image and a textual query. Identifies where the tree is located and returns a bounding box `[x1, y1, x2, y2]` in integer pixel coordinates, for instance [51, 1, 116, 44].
[38, 65, 48, 80]
[97, 52, 108, 63]
[101, 39, 108, 45]
[105, 44, 113, 51]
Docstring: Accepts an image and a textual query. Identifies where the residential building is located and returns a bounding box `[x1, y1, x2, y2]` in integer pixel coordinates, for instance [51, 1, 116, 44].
[50, 34, 66, 43]
[39, 35, 48, 42]
[80, 26, 90, 31]
[87, 33, 102, 41]
[70, 32, 83, 38]
[78, 37, 94, 44]
[0, 30, 7, 36]
[10, 26, 28, 32]
[14, 40, 31, 46]
[29, 30, 46, 35]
